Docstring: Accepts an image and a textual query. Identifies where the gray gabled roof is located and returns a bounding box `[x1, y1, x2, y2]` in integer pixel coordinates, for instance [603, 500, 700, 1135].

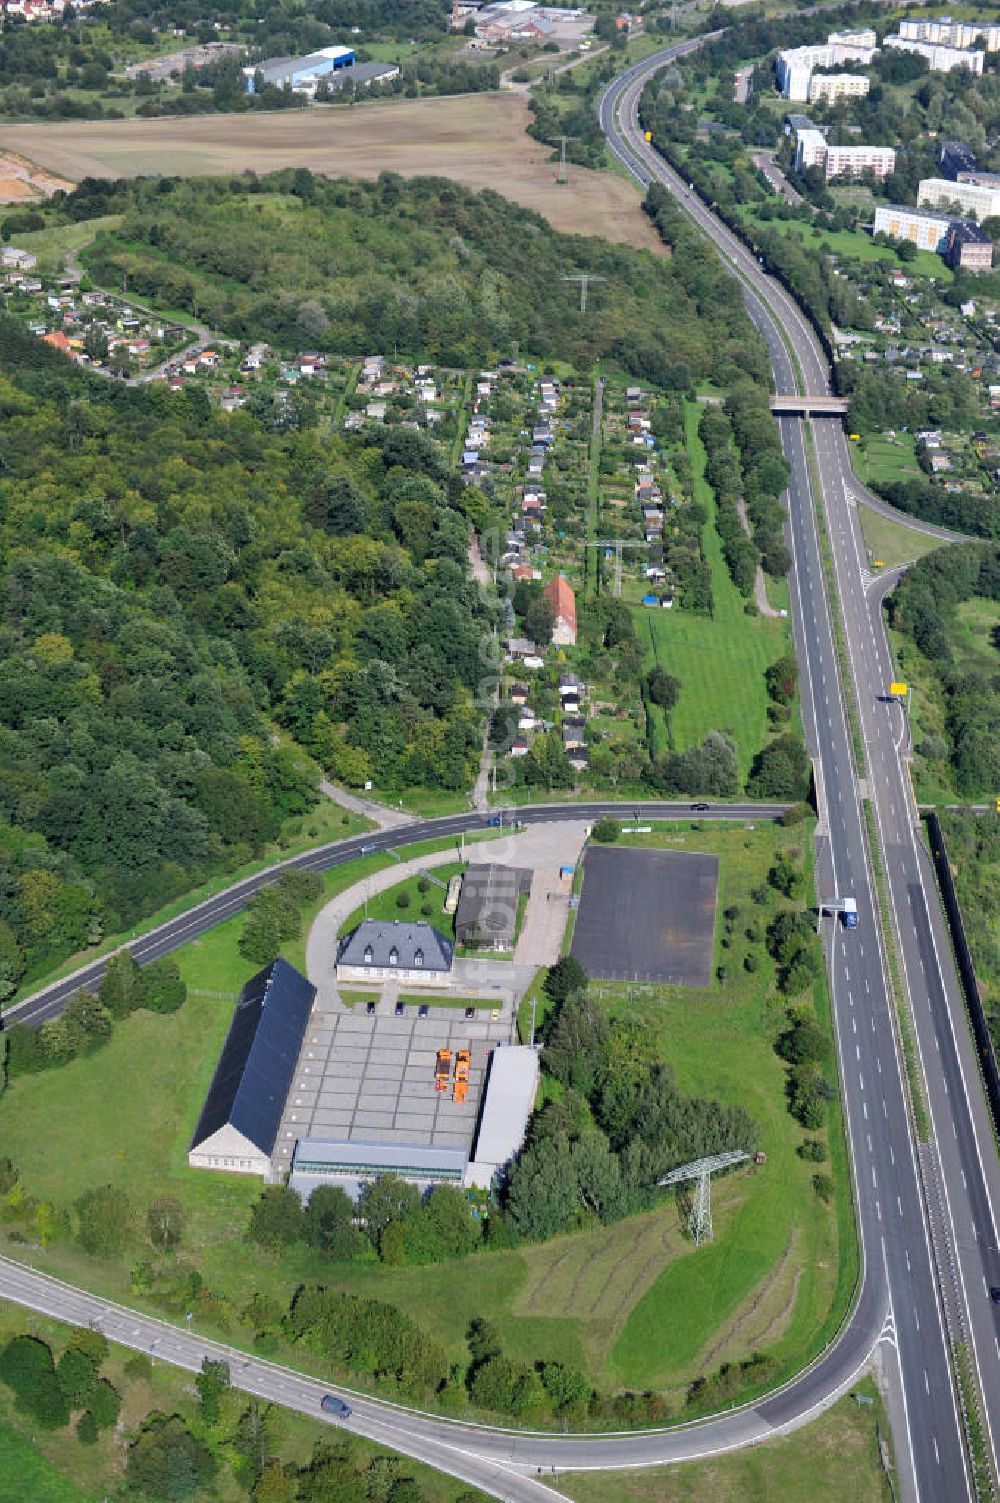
[190, 958, 315, 1157]
[337, 919, 454, 972]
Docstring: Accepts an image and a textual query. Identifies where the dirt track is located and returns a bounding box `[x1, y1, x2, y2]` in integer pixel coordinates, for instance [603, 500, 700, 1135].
[0, 93, 663, 252]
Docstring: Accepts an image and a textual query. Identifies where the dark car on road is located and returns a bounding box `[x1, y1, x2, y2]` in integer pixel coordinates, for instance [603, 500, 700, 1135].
[321, 1395, 351, 1418]
[691, 802, 710, 812]
[990, 1287, 1000, 1305]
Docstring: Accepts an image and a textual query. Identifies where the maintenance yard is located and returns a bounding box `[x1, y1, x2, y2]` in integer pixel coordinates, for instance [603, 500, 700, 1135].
[271, 1006, 509, 1178]
[571, 845, 719, 987]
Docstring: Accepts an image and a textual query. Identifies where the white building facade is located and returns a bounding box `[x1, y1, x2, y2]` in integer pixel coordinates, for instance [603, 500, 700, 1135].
[899, 17, 1000, 51]
[918, 177, 1000, 221]
[808, 72, 870, 104]
[795, 130, 895, 180]
[776, 38, 877, 99]
[874, 203, 953, 252]
[883, 36, 985, 74]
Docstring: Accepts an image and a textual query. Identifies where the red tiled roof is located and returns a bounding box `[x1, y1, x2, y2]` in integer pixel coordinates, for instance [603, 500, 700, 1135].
[543, 574, 576, 631]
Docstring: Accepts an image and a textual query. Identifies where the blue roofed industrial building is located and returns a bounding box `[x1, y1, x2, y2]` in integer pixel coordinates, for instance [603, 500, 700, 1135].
[244, 46, 355, 94]
[188, 958, 316, 1178]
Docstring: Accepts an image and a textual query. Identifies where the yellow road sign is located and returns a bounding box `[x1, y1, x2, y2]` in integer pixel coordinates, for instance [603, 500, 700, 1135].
[889, 682, 908, 697]
[645, 131, 652, 142]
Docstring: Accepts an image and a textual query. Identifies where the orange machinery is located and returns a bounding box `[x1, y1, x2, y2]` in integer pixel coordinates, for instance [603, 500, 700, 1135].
[453, 1049, 471, 1103]
[434, 1048, 451, 1091]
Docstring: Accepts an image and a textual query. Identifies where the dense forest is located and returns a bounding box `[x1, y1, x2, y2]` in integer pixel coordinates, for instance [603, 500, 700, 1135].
[0, 171, 778, 997]
[0, 316, 489, 998]
[887, 543, 1000, 795]
[76, 170, 769, 388]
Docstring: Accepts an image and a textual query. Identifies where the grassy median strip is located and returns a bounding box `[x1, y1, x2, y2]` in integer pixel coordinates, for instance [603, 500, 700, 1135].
[804, 425, 866, 778]
[955, 1341, 995, 1503]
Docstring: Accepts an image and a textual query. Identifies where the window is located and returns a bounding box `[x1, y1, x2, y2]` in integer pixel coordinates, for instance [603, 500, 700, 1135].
[388, 946, 398, 966]
[414, 948, 423, 967]
[363, 944, 374, 964]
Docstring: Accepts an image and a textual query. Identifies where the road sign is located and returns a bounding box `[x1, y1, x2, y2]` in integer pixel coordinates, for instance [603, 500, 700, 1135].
[889, 682, 908, 698]
[645, 131, 652, 141]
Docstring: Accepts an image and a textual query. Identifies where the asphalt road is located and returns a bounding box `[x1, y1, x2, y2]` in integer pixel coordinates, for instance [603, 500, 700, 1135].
[1, 34, 996, 1503]
[599, 43, 1000, 1503]
[6, 802, 790, 1031]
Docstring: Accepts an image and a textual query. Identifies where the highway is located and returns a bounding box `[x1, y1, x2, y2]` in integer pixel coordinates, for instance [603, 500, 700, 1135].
[0, 35, 997, 1503]
[600, 40, 1000, 1503]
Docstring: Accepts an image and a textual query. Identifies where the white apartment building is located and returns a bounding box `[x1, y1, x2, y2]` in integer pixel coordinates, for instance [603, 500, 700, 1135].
[795, 130, 895, 180]
[874, 203, 953, 252]
[918, 177, 1000, 221]
[899, 16, 1000, 51]
[776, 36, 877, 99]
[828, 28, 877, 49]
[809, 72, 870, 104]
[883, 36, 985, 74]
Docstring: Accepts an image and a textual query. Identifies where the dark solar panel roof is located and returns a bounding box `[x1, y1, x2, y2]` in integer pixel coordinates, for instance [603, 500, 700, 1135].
[189, 958, 315, 1157]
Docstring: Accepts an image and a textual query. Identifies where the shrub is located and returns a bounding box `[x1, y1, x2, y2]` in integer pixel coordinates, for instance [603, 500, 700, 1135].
[812, 1173, 835, 1202]
[591, 817, 620, 843]
[395, 889, 411, 910]
[797, 1138, 827, 1162]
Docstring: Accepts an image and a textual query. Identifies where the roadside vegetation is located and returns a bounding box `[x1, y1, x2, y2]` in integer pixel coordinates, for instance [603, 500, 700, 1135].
[885, 543, 1000, 801]
[0, 1298, 481, 1503]
[0, 819, 852, 1426]
[937, 811, 1000, 1058]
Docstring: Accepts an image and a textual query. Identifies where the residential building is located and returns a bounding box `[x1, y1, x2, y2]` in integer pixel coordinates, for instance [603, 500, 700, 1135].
[543, 573, 577, 647]
[336, 919, 454, 987]
[188, 959, 316, 1178]
[244, 45, 355, 93]
[776, 37, 877, 100]
[899, 17, 1000, 51]
[918, 177, 1000, 221]
[946, 221, 994, 272]
[795, 131, 895, 180]
[940, 140, 978, 180]
[1, 246, 36, 270]
[874, 203, 953, 252]
[808, 72, 870, 104]
[883, 36, 984, 74]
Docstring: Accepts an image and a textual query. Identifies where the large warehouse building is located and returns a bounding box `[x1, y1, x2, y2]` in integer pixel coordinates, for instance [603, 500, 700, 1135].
[188, 959, 316, 1178]
[244, 45, 355, 93]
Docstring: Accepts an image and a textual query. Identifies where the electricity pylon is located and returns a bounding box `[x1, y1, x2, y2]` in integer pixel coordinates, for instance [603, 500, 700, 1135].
[659, 1150, 751, 1245]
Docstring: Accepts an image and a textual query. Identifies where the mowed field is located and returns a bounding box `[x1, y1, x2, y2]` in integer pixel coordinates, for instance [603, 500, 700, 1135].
[0, 94, 663, 252]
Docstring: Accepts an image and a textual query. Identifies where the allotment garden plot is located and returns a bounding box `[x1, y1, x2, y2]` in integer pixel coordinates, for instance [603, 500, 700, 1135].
[570, 845, 719, 987]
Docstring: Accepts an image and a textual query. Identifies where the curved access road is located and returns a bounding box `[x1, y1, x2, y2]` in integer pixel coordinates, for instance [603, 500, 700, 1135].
[6, 801, 789, 1031]
[602, 42, 1000, 1503]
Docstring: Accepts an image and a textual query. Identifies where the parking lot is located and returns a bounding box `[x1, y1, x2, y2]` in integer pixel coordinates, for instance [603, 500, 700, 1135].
[570, 845, 719, 987]
[271, 1007, 510, 1177]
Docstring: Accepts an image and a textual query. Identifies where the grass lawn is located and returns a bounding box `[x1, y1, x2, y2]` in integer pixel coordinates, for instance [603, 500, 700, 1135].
[0, 1422, 94, 1503]
[850, 433, 921, 492]
[858, 505, 943, 572]
[8, 214, 121, 275]
[561, 1379, 891, 1503]
[636, 403, 792, 780]
[339, 862, 465, 939]
[0, 823, 852, 1417]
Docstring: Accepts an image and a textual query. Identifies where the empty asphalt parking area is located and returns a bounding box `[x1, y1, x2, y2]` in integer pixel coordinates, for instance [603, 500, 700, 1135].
[570, 845, 719, 987]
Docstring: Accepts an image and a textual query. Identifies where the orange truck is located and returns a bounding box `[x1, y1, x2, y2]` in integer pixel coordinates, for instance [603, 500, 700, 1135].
[434, 1048, 451, 1091]
[453, 1049, 471, 1103]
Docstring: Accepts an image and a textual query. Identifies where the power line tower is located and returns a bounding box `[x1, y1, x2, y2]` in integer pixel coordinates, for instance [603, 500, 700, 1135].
[585, 538, 647, 597]
[562, 272, 605, 314]
[550, 134, 576, 185]
[659, 1150, 751, 1246]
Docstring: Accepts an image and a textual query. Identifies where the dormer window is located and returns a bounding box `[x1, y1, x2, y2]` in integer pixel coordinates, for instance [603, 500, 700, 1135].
[363, 944, 373, 965]
[388, 946, 398, 966]
[414, 949, 423, 968]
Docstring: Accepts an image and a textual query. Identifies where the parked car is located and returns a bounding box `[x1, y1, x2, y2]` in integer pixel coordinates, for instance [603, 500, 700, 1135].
[366, 1000, 376, 1016]
[395, 1001, 405, 1017]
[321, 1395, 351, 1418]
[464, 1006, 476, 1020]
[418, 1003, 429, 1019]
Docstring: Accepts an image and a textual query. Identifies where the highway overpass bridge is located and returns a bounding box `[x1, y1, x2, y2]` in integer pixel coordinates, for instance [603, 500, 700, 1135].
[769, 394, 849, 415]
